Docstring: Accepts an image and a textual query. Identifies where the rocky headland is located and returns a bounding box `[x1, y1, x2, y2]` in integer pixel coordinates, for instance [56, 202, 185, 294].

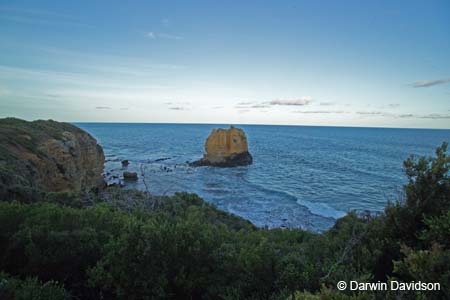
[0, 118, 105, 201]
[191, 126, 253, 167]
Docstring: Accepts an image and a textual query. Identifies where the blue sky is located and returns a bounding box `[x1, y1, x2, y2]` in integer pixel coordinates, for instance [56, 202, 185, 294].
[0, 0, 449, 128]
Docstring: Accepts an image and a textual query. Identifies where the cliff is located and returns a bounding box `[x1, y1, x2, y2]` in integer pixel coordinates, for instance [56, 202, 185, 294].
[0, 118, 105, 201]
[191, 126, 253, 167]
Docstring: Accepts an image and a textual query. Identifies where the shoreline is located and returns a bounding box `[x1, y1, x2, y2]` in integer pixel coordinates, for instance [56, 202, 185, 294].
[103, 157, 339, 233]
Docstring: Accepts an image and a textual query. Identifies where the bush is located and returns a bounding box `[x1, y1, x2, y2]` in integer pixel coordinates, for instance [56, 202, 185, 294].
[0, 272, 69, 300]
[0, 143, 448, 299]
[0, 202, 128, 299]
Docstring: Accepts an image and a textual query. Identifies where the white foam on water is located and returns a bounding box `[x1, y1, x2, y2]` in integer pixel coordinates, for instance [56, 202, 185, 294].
[296, 198, 346, 219]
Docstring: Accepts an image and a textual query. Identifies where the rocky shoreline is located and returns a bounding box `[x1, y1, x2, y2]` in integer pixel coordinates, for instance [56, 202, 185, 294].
[0, 118, 332, 232]
[0, 118, 105, 201]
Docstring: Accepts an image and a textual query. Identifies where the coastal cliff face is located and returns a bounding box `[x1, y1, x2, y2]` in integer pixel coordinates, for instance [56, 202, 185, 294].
[192, 126, 253, 167]
[0, 118, 105, 200]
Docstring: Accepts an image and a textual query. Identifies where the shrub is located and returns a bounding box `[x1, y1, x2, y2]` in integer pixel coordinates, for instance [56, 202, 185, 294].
[0, 272, 69, 300]
[0, 143, 448, 299]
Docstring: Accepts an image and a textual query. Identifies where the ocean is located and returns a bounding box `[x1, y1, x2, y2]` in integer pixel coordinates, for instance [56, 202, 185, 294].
[77, 123, 450, 232]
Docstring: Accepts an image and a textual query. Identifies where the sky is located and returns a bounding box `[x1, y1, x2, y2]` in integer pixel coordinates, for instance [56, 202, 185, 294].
[0, 0, 449, 128]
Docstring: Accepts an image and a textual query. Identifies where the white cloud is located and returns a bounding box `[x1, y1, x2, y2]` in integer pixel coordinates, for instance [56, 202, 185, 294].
[355, 111, 450, 120]
[0, 7, 93, 28]
[235, 97, 313, 110]
[158, 33, 182, 40]
[319, 101, 334, 106]
[294, 110, 348, 114]
[146, 32, 182, 40]
[251, 104, 270, 108]
[0, 65, 175, 90]
[169, 106, 188, 111]
[356, 111, 385, 115]
[412, 78, 450, 88]
[419, 113, 450, 119]
[268, 97, 313, 106]
[398, 114, 414, 118]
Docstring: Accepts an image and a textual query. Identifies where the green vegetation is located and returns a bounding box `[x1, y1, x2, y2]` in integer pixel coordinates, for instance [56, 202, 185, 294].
[0, 272, 69, 300]
[0, 143, 449, 299]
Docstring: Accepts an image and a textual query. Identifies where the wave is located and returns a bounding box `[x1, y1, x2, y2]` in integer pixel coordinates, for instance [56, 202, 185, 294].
[242, 176, 346, 220]
[295, 198, 346, 219]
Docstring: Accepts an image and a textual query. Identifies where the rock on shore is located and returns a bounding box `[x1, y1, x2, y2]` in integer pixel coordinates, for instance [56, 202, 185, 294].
[191, 126, 253, 167]
[123, 171, 138, 180]
[0, 118, 105, 200]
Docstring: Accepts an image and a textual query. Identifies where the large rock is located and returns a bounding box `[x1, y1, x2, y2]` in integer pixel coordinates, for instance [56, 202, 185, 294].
[123, 171, 138, 181]
[0, 118, 105, 201]
[191, 126, 253, 167]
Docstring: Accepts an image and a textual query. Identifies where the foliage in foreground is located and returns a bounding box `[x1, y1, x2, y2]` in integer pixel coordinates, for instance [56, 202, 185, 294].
[0, 143, 449, 299]
[0, 272, 68, 300]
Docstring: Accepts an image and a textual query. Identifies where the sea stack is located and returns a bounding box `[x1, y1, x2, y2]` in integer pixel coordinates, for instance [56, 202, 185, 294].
[191, 126, 253, 167]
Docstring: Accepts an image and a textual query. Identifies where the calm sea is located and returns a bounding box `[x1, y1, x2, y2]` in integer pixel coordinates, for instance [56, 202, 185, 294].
[77, 123, 450, 232]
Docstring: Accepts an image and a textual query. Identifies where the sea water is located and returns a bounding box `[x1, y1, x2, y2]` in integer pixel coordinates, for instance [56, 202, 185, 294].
[77, 123, 450, 232]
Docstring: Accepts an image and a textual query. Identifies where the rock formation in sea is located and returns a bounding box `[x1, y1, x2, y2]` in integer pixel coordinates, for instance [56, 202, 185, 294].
[191, 126, 253, 167]
[123, 171, 138, 180]
[0, 118, 105, 200]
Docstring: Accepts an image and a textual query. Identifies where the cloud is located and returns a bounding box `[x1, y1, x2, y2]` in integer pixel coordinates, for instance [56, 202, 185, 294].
[0, 65, 175, 90]
[251, 104, 270, 108]
[319, 102, 335, 106]
[146, 32, 182, 40]
[356, 112, 450, 119]
[234, 101, 270, 109]
[294, 110, 348, 114]
[166, 101, 190, 105]
[268, 97, 313, 106]
[36, 46, 186, 71]
[43, 93, 61, 98]
[386, 103, 400, 108]
[146, 32, 156, 39]
[418, 113, 450, 119]
[369, 103, 400, 109]
[158, 33, 182, 40]
[356, 111, 398, 118]
[398, 113, 414, 118]
[0, 7, 74, 18]
[356, 111, 385, 115]
[0, 7, 93, 28]
[95, 106, 111, 110]
[235, 97, 313, 111]
[412, 78, 450, 88]
[169, 106, 188, 111]
[165, 101, 190, 111]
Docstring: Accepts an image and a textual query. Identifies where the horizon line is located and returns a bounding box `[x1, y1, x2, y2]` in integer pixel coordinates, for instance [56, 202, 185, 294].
[2, 116, 449, 131]
[71, 120, 450, 131]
